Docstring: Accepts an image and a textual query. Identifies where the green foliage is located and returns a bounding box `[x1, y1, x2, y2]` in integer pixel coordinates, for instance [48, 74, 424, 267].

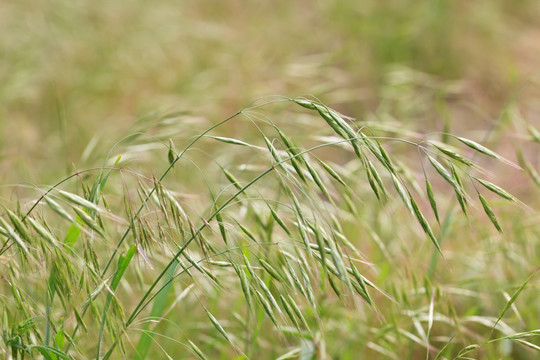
[2, 1, 540, 359]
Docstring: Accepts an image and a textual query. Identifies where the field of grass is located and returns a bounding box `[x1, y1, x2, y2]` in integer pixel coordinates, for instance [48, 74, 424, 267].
[1, 1, 540, 359]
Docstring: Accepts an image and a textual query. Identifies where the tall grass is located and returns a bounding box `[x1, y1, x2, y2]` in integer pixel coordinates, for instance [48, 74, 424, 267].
[1, 95, 539, 359]
[2, 1, 540, 359]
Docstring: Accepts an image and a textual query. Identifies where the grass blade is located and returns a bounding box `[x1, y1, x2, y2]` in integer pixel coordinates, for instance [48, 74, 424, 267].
[478, 193, 503, 234]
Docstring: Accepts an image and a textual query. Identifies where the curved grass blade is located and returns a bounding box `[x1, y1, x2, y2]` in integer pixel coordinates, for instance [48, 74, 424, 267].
[96, 245, 137, 359]
[490, 267, 540, 338]
[134, 260, 180, 360]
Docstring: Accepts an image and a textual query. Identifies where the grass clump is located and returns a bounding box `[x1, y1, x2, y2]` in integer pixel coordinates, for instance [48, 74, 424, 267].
[1, 96, 539, 359]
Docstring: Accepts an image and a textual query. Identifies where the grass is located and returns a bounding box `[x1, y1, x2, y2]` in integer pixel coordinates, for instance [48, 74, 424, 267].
[2, 96, 540, 359]
[2, 1, 540, 359]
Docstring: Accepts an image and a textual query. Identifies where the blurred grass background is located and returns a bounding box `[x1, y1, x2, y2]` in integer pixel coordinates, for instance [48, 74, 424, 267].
[1, 0, 539, 187]
[2, 1, 540, 359]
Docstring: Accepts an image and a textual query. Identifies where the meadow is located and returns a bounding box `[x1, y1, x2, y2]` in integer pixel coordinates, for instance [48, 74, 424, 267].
[1, 1, 540, 359]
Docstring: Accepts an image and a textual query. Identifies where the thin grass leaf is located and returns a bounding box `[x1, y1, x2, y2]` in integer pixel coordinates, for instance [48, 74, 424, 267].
[203, 306, 230, 341]
[294, 98, 317, 110]
[168, 139, 176, 165]
[456, 137, 500, 159]
[45, 197, 75, 223]
[72, 207, 106, 238]
[475, 178, 515, 201]
[210, 136, 252, 147]
[263, 135, 283, 165]
[59, 190, 101, 213]
[430, 142, 474, 167]
[391, 174, 412, 212]
[5, 209, 32, 244]
[31, 345, 70, 360]
[255, 289, 279, 326]
[268, 205, 290, 236]
[365, 162, 381, 200]
[517, 149, 540, 188]
[524, 163, 540, 188]
[314, 229, 327, 270]
[27, 217, 58, 246]
[450, 164, 469, 215]
[427, 155, 456, 187]
[279, 294, 299, 328]
[187, 340, 208, 360]
[454, 188, 468, 217]
[135, 260, 180, 360]
[349, 262, 373, 305]
[490, 330, 540, 342]
[315, 107, 349, 139]
[0, 216, 29, 255]
[286, 295, 309, 330]
[259, 258, 283, 282]
[526, 124, 540, 143]
[515, 339, 540, 351]
[456, 136, 519, 168]
[366, 158, 387, 200]
[491, 268, 539, 337]
[234, 219, 257, 242]
[409, 193, 443, 256]
[434, 338, 454, 360]
[255, 275, 280, 312]
[317, 159, 347, 187]
[222, 168, 242, 191]
[277, 127, 310, 180]
[215, 209, 228, 244]
[276, 347, 303, 360]
[96, 245, 137, 358]
[304, 159, 332, 200]
[234, 264, 252, 308]
[456, 344, 479, 357]
[478, 193, 503, 234]
[425, 178, 440, 224]
[359, 135, 389, 171]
